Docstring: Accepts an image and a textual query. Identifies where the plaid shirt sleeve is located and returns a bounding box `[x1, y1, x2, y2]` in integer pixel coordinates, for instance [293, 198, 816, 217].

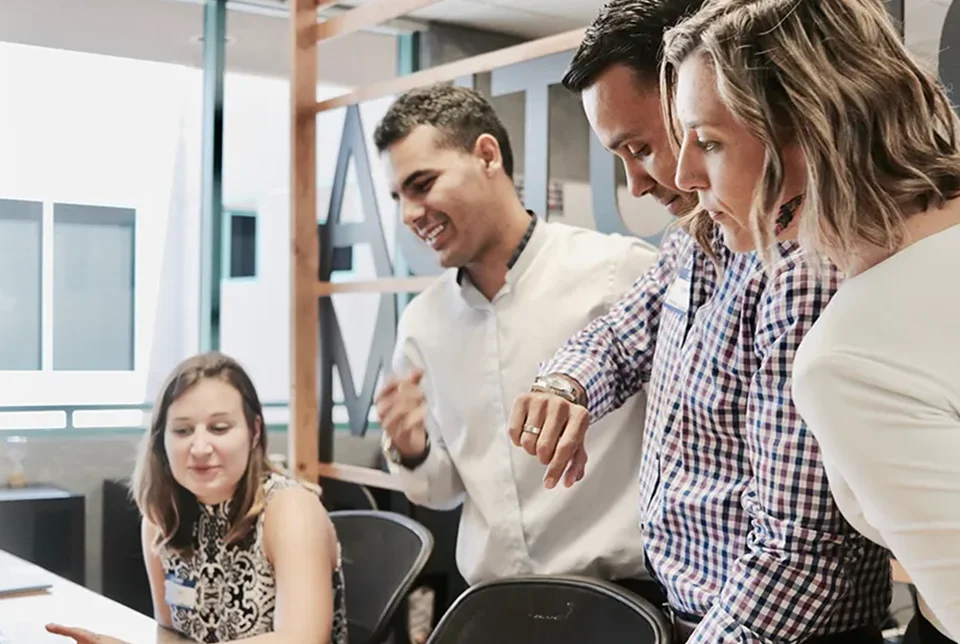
[538, 229, 682, 420]
[689, 259, 855, 644]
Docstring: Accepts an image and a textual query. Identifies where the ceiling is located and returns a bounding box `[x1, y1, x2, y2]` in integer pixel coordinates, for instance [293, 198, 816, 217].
[0, 0, 399, 86]
[0, 0, 953, 86]
[362, 0, 587, 38]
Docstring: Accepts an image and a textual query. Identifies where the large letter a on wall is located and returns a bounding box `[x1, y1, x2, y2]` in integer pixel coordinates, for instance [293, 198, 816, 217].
[319, 104, 397, 439]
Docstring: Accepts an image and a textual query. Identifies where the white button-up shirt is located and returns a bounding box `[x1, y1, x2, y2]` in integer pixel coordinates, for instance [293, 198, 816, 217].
[385, 219, 658, 585]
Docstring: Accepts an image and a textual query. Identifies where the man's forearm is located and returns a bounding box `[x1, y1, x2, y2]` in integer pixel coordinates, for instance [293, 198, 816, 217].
[536, 239, 674, 419]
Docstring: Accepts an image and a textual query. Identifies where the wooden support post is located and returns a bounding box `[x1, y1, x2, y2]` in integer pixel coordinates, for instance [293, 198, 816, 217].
[289, 0, 320, 483]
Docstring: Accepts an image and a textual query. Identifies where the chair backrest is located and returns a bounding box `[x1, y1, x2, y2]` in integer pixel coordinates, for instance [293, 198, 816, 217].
[426, 575, 671, 644]
[319, 477, 378, 512]
[330, 510, 434, 644]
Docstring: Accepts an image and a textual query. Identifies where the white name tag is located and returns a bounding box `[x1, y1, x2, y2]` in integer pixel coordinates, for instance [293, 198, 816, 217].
[664, 267, 692, 314]
[165, 574, 198, 610]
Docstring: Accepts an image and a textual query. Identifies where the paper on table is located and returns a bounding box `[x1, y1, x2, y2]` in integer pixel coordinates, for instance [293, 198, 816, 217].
[0, 563, 52, 598]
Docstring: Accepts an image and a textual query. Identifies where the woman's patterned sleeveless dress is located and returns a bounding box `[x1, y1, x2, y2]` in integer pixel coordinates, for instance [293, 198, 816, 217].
[159, 473, 348, 643]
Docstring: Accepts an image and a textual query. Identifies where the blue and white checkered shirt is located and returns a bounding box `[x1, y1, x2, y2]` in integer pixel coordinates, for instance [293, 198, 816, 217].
[542, 227, 892, 643]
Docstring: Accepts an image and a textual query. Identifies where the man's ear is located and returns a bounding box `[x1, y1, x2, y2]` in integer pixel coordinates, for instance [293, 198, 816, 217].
[474, 133, 503, 175]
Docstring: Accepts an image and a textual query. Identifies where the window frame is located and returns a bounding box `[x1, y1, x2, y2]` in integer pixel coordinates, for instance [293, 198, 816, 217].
[223, 208, 259, 281]
[0, 198, 44, 371]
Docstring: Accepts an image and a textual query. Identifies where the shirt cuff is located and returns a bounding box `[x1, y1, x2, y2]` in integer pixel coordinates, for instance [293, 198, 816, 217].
[686, 605, 764, 644]
[381, 433, 434, 501]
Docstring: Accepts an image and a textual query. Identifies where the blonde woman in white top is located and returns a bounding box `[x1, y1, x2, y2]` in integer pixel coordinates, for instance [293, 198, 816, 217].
[662, 0, 960, 641]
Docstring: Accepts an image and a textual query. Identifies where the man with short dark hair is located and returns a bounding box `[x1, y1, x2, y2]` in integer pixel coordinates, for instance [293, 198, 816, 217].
[561, 0, 701, 218]
[508, 2, 893, 642]
[373, 83, 658, 586]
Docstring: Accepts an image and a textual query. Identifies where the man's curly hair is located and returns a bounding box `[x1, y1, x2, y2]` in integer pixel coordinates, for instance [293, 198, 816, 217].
[373, 83, 515, 179]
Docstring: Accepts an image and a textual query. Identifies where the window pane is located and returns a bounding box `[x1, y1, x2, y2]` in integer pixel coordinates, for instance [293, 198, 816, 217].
[229, 213, 256, 278]
[53, 204, 135, 371]
[0, 199, 42, 370]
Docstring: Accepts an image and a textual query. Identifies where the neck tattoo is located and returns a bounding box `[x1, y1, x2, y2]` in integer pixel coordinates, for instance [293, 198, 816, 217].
[775, 194, 804, 235]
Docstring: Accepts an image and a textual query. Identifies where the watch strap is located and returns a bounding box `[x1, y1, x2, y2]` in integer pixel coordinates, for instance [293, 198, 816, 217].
[387, 433, 431, 470]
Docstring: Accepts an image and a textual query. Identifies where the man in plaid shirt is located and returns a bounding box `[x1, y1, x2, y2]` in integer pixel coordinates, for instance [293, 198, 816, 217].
[507, 1, 893, 642]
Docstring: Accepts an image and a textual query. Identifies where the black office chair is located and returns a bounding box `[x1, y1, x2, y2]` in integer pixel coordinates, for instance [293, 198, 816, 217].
[330, 510, 434, 644]
[319, 477, 378, 512]
[426, 575, 671, 644]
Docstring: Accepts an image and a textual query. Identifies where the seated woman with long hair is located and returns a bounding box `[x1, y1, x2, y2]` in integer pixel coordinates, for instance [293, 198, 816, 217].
[47, 352, 348, 644]
[661, 1, 960, 641]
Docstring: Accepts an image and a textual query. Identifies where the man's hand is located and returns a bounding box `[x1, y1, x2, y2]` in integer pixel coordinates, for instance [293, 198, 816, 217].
[508, 391, 589, 489]
[375, 369, 428, 459]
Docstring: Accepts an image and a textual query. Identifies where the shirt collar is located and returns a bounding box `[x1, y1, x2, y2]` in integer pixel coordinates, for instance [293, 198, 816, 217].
[456, 210, 539, 286]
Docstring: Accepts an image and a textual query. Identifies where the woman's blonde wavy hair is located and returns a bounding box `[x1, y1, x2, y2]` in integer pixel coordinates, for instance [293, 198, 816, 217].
[131, 352, 282, 554]
[661, 0, 960, 268]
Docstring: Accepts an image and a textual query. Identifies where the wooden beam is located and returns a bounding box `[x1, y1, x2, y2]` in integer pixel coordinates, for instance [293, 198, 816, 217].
[315, 27, 587, 113]
[289, 0, 321, 483]
[315, 275, 437, 297]
[315, 0, 442, 42]
[317, 462, 405, 492]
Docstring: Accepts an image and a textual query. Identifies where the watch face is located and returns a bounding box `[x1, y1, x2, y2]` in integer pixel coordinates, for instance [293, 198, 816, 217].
[383, 439, 400, 464]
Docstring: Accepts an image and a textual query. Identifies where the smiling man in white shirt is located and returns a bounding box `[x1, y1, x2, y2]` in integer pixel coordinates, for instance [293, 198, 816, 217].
[372, 84, 658, 587]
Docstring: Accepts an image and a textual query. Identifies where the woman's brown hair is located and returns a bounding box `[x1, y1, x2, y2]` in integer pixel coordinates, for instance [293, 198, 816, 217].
[661, 0, 960, 268]
[131, 352, 281, 553]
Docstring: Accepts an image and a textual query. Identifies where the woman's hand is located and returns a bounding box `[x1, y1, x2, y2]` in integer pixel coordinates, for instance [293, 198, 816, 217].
[45, 623, 130, 644]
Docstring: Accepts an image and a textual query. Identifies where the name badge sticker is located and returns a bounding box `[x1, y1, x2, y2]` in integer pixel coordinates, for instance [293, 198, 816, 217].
[664, 267, 692, 314]
[164, 573, 198, 610]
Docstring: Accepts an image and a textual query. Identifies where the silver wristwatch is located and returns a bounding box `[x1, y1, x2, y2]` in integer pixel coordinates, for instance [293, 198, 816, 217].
[383, 433, 431, 470]
[532, 373, 586, 406]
